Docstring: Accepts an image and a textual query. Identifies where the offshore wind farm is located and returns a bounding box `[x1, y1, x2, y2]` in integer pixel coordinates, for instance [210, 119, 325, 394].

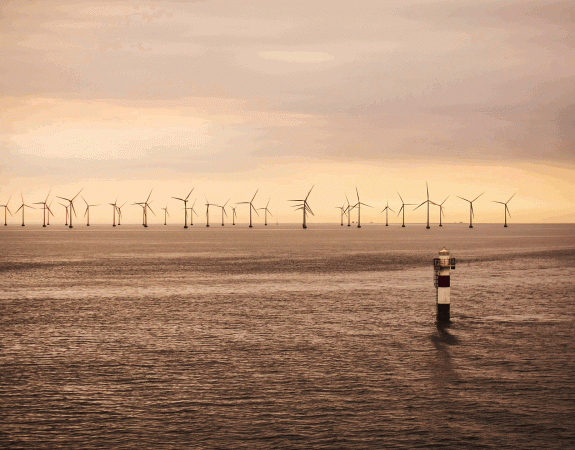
[2, 0, 575, 448]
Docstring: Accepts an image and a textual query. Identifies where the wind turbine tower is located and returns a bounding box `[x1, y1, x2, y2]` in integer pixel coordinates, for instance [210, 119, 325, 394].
[82, 196, 99, 226]
[237, 189, 259, 228]
[289, 185, 314, 229]
[33, 190, 52, 227]
[0, 195, 12, 226]
[414, 182, 434, 229]
[162, 206, 169, 225]
[57, 189, 82, 229]
[457, 192, 484, 228]
[258, 199, 273, 226]
[353, 187, 373, 228]
[381, 200, 395, 226]
[397, 192, 416, 228]
[436, 196, 449, 227]
[493, 193, 515, 227]
[218, 199, 230, 226]
[15, 193, 35, 226]
[172, 188, 194, 228]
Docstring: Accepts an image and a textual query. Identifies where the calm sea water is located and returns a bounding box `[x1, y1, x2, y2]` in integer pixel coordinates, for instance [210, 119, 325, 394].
[1, 223, 574, 449]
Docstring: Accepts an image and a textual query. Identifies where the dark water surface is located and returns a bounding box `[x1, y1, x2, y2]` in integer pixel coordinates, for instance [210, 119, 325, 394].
[1, 224, 574, 448]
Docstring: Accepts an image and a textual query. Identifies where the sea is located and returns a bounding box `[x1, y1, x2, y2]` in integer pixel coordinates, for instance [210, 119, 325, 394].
[1, 223, 574, 449]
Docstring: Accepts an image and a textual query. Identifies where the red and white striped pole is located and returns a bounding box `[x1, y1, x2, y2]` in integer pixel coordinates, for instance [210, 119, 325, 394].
[434, 247, 456, 323]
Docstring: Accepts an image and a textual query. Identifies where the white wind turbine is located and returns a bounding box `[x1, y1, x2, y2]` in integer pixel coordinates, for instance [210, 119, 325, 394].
[258, 199, 273, 226]
[162, 205, 169, 225]
[82, 196, 100, 226]
[57, 189, 83, 229]
[217, 199, 230, 226]
[493, 193, 515, 227]
[352, 187, 373, 228]
[381, 200, 395, 226]
[237, 189, 259, 228]
[172, 188, 194, 228]
[33, 190, 53, 228]
[397, 192, 416, 228]
[230, 206, 237, 225]
[0, 194, 12, 226]
[413, 182, 434, 229]
[436, 196, 449, 227]
[15, 193, 35, 227]
[457, 192, 484, 228]
[289, 185, 314, 229]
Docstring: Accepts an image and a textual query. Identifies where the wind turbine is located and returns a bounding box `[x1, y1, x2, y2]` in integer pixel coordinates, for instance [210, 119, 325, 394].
[381, 200, 395, 226]
[0, 195, 12, 226]
[33, 190, 53, 227]
[457, 192, 484, 228]
[15, 193, 35, 226]
[172, 188, 194, 228]
[397, 192, 416, 227]
[258, 199, 273, 226]
[353, 187, 373, 228]
[47, 199, 54, 226]
[110, 198, 118, 227]
[60, 203, 69, 226]
[237, 189, 259, 228]
[493, 193, 515, 227]
[82, 196, 99, 226]
[57, 189, 82, 229]
[205, 197, 217, 227]
[336, 201, 347, 226]
[116, 202, 126, 226]
[217, 199, 229, 226]
[436, 196, 449, 227]
[162, 206, 169, 225]
[289, 185, 314, 229]
[135, 189, 154, 227]
[187, 199, 198, 225]
[414, 182, 434, 229]
[230, 206, 237, 225]
[345, 195, 353, 227]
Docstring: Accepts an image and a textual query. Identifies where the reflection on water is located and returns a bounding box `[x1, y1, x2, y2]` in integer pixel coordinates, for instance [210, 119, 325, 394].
[1, 224, 574, 449]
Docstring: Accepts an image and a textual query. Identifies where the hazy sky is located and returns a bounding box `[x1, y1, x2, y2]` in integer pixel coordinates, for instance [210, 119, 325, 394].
[1, 0, 574, 224]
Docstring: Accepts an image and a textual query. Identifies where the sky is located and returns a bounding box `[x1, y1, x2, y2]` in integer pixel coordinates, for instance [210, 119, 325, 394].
[1, 0, 574, 225]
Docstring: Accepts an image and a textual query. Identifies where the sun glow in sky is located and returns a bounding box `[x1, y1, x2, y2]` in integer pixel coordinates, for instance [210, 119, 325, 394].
[1, 0, 574, 224]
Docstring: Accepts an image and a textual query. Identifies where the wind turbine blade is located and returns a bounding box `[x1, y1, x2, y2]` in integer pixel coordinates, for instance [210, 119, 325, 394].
[252, 204, 260, 216]
[507, 193, 516, 203]
[397, 192, 404, 203]
[356, 186, 360, 202]
[426, 182, 429, 200]
[441, 196, 449, 205]
[457, 196, 471, 203]
[472, 192, 484, 202]
[266, 198, 270, 208]
[414, 201, 425, 210]
[397, 205, 403, 216]
[493, 201, 505, 205]
[224, 199, 230, 207]
[72, 189, 83, 201]
[172, 197, 185, 202]
[146, 189, 153, 203]
[45, 189, 51, 202]
[185, 188, 194, 201]
[268, 210, 274, 217]
[84, 207, 88, 217]
[305, 185, 314, 201]
[471, 204, 474, 218]
[147, 204, 155, 216]
[82, 196, 88, 206]
[57, 196, 71, 202]
[251, 189, 259, 202]
[389, 207, 395, 213]
[15, 205, 23, 213]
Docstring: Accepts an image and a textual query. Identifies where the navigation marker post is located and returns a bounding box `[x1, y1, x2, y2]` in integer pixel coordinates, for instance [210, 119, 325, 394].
[434, 248, 456, 323]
